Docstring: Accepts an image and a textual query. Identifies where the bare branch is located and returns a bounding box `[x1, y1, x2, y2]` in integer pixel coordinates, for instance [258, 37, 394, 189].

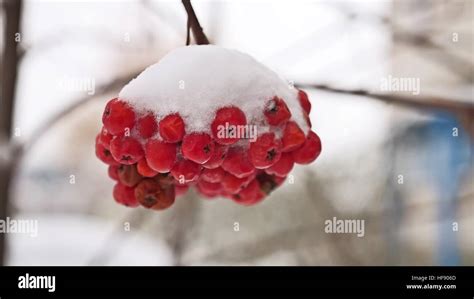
[0, 0, 22, 266]
[296, 83, 474, 138]
[295, 83, 474, 115]
[181, 0, 210, 45]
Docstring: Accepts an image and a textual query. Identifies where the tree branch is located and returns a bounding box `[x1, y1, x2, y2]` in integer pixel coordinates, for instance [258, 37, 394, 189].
[296, 83, 474, 137]
[295, 83, 474, 115]
[0, 0, 22, 266]
[181, 0, 210, 45]
[185, 15, 191, 46]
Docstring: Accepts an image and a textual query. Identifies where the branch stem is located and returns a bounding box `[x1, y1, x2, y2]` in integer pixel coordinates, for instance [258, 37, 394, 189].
[181, 0, 210, 45]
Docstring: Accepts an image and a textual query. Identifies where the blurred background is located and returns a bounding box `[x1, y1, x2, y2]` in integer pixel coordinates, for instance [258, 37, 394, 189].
[0, 0, 472, 266]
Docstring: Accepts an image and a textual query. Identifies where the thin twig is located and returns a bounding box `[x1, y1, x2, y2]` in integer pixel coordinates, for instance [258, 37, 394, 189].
[181, 0, 210, 45]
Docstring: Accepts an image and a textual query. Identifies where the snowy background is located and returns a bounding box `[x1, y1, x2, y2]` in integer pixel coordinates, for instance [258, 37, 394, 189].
[1, 0, 472, 265]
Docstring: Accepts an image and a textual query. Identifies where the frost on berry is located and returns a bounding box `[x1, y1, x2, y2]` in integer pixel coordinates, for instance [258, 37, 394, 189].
[135, 179, 175, 210]
[292, 131, 322, 165]
[102, 98, 136, 135]
[110, 136, 144, 165]
[145, 139, 177, 173]
[211, 106, 247, 145]
[181, 133, 215, 164]
[264, 97, 291, 126]
[97, 46, 322, 209]
[249, 132, 282, 169]
[159, 114, 186, 143]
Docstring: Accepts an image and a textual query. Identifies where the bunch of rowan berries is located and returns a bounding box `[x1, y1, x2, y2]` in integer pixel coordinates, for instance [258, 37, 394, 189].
[95, 90, 321, 210]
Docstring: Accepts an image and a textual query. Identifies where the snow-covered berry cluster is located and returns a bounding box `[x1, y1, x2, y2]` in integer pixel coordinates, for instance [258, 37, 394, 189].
[95, 46, 321, 210]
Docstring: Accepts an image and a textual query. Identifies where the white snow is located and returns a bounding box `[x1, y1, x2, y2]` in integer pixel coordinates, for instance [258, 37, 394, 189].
[7, 213, 173, 266]
[119, 45, 309, 136]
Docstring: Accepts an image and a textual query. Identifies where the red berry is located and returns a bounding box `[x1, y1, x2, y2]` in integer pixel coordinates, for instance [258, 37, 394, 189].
[221, 172, 249, 194]
[175, 184, 189, 196]
[264, 97, 291, 126]
[171, 159, 201, 183]
[108, 165, 120, 181]
[137, 112, 157, 139]
[297, 89, 311, 115]
[249, 132, 282, 169]
[196, 180, 222, 198]
[304, 113, 312, 128]
[202, 144, 228, 169]
[117, 164, 143, 187]
[211, 106, 247, 145]
[256, 172, 280, 194]
[196, 188, 219, 199]
[110, 136, 144, 165]
[155, 173, 175, 186]
[231, 180, 265, 206]
[135, 179, 175, 210]
[201, 167, 226, 183]
[181, 133, 215, 164]
[159, 114, 185, 143]
[102, 98, 136, 135]
[98, 127, 114, 149]
[292, 131, 322, 164]
[95, 136, 119, 165]
[274, 176, 286, 186]
[145, 139, 177, 173]
[221, 147, 255, 178]
[265, 153, 294, 177]
[113, 183, 139, 207]
[281, 121, 305, 152]
[137, 158, 158, 177]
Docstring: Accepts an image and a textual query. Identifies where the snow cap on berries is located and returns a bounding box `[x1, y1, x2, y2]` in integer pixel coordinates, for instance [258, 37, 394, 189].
[119, 45, 309, 135]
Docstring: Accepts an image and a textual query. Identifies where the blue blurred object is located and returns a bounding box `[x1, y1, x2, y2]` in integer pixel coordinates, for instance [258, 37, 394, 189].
[419, 111, 472, 266]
